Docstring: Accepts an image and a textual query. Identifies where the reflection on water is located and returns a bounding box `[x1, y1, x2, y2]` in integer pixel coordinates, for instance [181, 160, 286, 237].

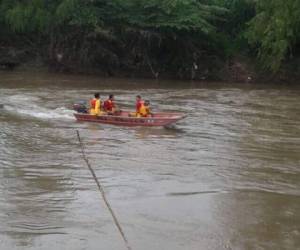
[134, 126, 183, 139]
[0, 71, 300, 250]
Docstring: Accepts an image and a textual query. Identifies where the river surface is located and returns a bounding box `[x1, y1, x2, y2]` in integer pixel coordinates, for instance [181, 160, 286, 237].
[0, 71, 299, 250]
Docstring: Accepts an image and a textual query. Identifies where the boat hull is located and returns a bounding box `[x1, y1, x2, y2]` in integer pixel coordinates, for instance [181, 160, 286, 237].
[74, 111, 186, 127]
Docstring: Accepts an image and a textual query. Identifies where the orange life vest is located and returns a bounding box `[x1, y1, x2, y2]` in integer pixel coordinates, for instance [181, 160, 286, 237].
[90, 98, 102, 115]
[138, 104, 150, 117]
[90, 98, 97, 109]
[104, 99, 114, 111]
[136, 100, 144, 113]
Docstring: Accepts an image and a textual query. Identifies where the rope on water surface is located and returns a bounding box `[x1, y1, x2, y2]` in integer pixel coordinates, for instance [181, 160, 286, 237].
[76, 130, 132, 250]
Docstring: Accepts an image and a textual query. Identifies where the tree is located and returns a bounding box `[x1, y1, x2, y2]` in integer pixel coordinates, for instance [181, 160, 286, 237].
[247, 0, 300, 72]
[113, 0, 227, 78]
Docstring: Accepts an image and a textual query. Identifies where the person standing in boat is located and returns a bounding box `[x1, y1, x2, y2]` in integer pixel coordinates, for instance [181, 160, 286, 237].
[89, 92, 103, 115]
[103, 94, 117, 114]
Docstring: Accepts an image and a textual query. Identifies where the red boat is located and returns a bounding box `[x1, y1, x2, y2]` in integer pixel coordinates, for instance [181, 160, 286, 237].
[74, 111, 186, 127]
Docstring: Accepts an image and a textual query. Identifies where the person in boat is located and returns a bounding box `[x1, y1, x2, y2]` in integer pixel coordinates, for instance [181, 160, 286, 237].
[135, 95, 144, 117]
[129, 95, 150, 117]
[103, 94, 118, 114]
[138, 100, 153, 117]
[89, 92, 103, 115]
[131, 95, 144, 117]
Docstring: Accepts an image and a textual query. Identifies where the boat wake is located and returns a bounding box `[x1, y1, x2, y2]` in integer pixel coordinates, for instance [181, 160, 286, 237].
[3, 94, 74, 120]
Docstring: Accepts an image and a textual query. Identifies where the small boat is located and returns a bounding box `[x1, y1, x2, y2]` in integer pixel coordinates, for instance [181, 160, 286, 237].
[73, 103, 186, 127]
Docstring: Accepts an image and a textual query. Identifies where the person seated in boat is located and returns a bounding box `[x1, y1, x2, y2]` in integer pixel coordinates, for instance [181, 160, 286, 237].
[130, 95, 144, 117]
[89, 92, 103, 115]
[129, 95, 149, 117]
[138, 100, 153, 117]
[135, 95, 144, 115]
[103, 94, 119, 115]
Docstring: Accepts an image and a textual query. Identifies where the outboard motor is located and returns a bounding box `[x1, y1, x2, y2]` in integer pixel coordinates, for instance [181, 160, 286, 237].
[73, 101, 88, 113]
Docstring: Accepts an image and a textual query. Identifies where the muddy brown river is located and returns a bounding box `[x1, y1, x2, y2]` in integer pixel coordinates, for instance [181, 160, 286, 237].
[0, 71, 299, 250]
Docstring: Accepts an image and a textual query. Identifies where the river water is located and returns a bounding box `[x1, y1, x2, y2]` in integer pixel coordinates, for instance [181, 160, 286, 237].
[0, 71, 299, 250]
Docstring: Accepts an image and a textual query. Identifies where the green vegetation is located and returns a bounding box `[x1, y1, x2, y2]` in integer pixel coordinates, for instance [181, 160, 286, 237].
[0, 0, 300, 79]
[247, 0, 300, 72]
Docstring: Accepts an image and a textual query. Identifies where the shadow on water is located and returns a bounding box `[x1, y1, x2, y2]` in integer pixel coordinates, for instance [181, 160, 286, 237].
[133, 125, 185, 139]
[163, 124, 185, 133]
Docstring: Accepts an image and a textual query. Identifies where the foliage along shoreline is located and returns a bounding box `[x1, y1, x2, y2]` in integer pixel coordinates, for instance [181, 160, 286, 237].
[0, 0, 300, 83]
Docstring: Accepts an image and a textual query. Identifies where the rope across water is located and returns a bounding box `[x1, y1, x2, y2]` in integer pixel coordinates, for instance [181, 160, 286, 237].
[76, 130, 132, 250]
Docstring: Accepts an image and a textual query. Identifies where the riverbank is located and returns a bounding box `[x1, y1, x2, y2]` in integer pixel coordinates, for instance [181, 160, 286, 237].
[1, 45, 300, 84]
